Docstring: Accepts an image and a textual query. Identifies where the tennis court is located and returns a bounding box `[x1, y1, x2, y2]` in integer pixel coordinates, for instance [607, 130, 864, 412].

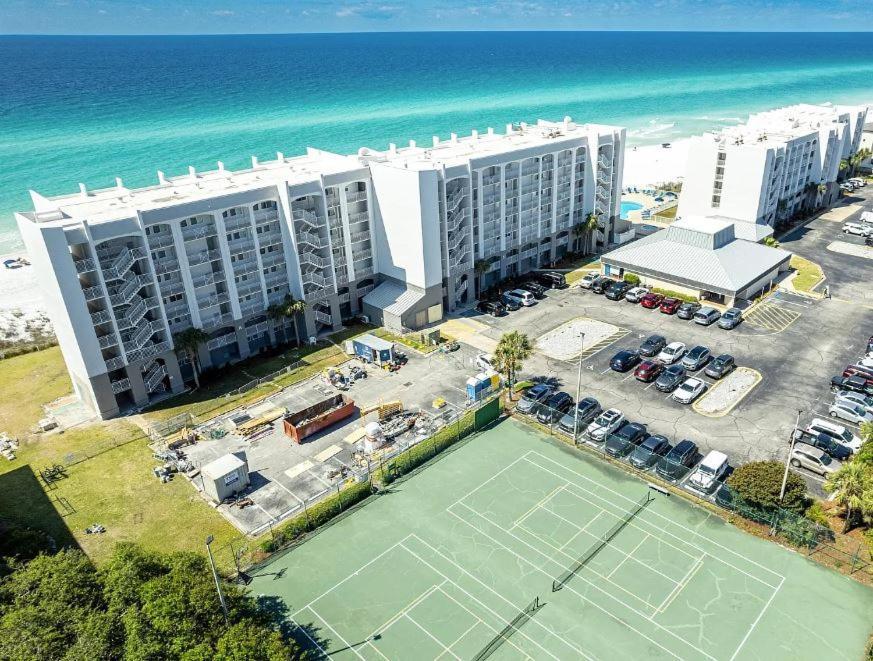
[249, 420, 873, 660]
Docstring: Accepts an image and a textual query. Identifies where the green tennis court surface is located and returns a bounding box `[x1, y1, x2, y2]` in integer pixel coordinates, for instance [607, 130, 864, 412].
[249, 420, 873, 660]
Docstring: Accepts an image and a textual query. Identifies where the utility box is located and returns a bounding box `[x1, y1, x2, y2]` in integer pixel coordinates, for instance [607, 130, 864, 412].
[201, 452, 250, 503]
[351, 334, 395, 365]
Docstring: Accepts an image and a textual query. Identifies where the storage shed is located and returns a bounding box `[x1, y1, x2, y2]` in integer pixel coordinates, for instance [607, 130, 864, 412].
[350, 334, 396, 365]
[201, 452, 250, 503]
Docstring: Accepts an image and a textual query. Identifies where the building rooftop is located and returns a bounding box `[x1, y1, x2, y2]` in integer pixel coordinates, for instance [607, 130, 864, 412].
[202, 452, 246, 480]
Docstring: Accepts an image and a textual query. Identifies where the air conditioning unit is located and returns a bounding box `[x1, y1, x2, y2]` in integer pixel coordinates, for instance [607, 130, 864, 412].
[360, 315, 370, 324]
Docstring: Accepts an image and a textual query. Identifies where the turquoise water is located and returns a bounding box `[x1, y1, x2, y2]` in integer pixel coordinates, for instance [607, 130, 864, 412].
[2, 32, 872, 253]
[620, 201, 643, 219]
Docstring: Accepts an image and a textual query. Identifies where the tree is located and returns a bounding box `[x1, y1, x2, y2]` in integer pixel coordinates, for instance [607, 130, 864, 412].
[473, 259, 489, 299]
[213, 620, 289, 661]
[725, 461, 808, 514]
[493, 331, 532, 399]
[277, 293, 306, 346]
[762, 237, 780, 248]
[173, 327, 209, 389]
[824, 461, 873, 533]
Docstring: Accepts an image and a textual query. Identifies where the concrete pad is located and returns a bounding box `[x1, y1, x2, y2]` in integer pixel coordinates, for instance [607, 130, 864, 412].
[827, 240, 873, 260]
[314, 444, 342, 462]
[537, 317, 620, 360]
[819, 204, 863, 223]
[285, 460, 314, 479]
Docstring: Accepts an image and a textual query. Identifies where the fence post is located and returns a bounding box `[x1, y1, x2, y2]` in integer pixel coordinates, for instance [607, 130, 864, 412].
[851, 544, 860, 573]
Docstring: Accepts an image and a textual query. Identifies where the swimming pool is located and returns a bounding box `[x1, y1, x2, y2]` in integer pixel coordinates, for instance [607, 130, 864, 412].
[620, 200, 643, 219]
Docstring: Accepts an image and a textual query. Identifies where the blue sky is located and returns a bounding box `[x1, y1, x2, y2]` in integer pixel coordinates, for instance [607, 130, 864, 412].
[2, 0, 872, 34]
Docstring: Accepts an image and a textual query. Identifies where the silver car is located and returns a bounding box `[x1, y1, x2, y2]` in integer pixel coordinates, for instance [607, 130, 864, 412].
[790, 443, 841, 476]
[586, 408, 624, 442]
[835, 391, 873, 414]
[828, 401, 873, 425]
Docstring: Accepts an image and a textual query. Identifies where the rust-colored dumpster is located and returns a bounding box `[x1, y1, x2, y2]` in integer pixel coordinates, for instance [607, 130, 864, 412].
[283, 394, 356, 444]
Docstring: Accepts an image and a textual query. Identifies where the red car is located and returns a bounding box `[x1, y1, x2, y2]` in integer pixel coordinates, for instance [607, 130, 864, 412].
[843, 365, 873, 386]
[659, 297, 681, 314]
[640, 293, 665, 309]
[634, 360, 663, 382]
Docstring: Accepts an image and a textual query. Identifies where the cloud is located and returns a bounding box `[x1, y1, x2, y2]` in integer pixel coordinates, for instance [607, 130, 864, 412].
[335, 2, 402, 19]
[210, 9, 235, 16]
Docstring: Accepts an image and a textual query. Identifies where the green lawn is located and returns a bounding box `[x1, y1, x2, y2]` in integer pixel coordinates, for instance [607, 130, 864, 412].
[0, 346, 72, 439]
[372, 328, 440, 354]
[565, 259, 601, 285]
[790, 255, 824, 293]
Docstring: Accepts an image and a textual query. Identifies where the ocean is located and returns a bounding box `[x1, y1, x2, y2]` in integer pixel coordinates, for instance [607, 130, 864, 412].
[1, 31, 872, 253]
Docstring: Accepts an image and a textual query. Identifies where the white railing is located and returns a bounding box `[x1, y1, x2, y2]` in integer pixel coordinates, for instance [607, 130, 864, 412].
[105, 356, 126, 371]
[74, 257, 96, 273]
[350, 231, 370, 245]
[446, 189, 465, 211]
[153, 259, 180, 275]
[336, 272, 349, 285]
[314, 310, 332, 325]
[252, 209, 279, 224]
[302, 271, 327, 288]
[148, 233, 176, 249]
[238, 301, 263, 317]
[191, 271, 225, 289]
[346, 190, 367, 203]
[299, 251, 327, 269]
[111, 378, 131, 395]
[556, 235, 569, 246]
[126, 340, 170, 364]
[187, 249, 222, 266]
[598, 155, 612, 169]
[82, 285, 104, 301]
[102, 246, 137, 279]
[521, 248, 536, 260]
[245, 321, 269, 338]
[455, 279, 468, 295]
[144, 363, 167, 392]
[337, 292, 351, 304]
[223, 214, 251, 233]
[206, 332, 237, 351]
[297, 231, 325, 249]
[199, 292, 230, 309]
[353, 248, 372, 262]
[226, 233, 254, 250]
[116, 297, 147, 330]
[98, 333, 117, 349]
[347, 211, 369, 225]
[91, 310, 112, 325]
[128, 321, 161, 351]
[293, 210, 319, 229]
[182, 224, 217, 242]
[110, 274, 149, 307]
[257, 232, 283, 249]
[201, 312, 234, 329]
[261, 252, 285, 268]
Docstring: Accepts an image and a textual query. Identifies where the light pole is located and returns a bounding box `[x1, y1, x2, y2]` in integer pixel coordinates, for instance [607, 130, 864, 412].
[205, 535, 229, 626]
[779, 409, 803, 502]
[572, 332, 585, 441]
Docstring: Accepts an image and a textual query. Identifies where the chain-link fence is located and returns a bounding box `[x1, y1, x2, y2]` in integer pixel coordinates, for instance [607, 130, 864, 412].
[511, 397, 873, 581]
[217, 394, 503, 578]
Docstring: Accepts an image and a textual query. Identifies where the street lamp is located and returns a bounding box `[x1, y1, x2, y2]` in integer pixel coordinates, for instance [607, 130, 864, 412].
[779, 409, 803, 502]
[572, 332, 586, 440]
[205, 535, 229, 625]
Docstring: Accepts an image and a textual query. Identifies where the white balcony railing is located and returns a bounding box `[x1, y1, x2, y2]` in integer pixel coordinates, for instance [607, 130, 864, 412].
[314, 310, 332, 326]
[111, 378, 131, 395]
[245, 321, 269, 338]
[187, 249, 222, 266]
[74, 257, 96, 273]
[346, 190, 367, 203]
[182, 224, 217, 242]
[97, 333, 117, 349]
[82, 285, 104, 301]
[144, 363, 167, 392]
[206, 332, 238, 351]
[191, 271, 225, 289]
[105, 356, 126, 371]
[297, 231, 325, 249]
[91, 310, 112, 325]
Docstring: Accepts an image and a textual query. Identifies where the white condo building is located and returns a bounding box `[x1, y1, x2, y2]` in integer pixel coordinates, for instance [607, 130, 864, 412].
[679, 103, 867, 236]
[17, 117, 625, 419]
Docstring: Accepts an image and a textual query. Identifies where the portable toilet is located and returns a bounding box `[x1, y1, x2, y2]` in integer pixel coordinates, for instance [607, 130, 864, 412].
[466, 371, 501, 402]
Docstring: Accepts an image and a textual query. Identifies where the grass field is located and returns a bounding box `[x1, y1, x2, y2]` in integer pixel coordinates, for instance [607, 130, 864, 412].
[789, 254, 825, 293]
[0, 346, 71, 439]
[249, 419, 873, 661]
[565, 259, 601, 285]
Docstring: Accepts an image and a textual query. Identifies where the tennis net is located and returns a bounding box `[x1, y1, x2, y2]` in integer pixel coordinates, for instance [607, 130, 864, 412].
[471, 596, 542, 661]
[552, 491, 654, 592]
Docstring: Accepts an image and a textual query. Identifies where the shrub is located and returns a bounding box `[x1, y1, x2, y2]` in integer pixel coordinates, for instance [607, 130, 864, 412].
[805, 501, 830, 528]
[651, 288, 698, 303]
[726, 461, 808, 515]
[623, 273, 641, 285]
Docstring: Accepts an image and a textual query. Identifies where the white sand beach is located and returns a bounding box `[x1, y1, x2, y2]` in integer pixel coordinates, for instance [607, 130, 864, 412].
[622, 139, 690, 189]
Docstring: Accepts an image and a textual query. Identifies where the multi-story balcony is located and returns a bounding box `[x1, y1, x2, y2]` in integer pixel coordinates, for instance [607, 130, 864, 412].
[191, 271, 225, 289]
[223, 214, 251, 233]
[226, 233, 254, 251]
[349, 231, 370, 245]
[252, 209, 279, 225]
[239, 300, 263, 318]
[245, 321, 269, 339]
[105, 355, 126, 371]
[353, 248, 372, 262]
[199, 292, 230, 309]
[182, 225, 217, 242]
[346, 190, 368, 203]
[110, 378, 131, 395]
[263, 272, 286, 290]
[74, 257, 97, 274]
[297, 231, 326, 249]
[314, 310, 332, 326]
[97, 333, 117, 350]
[153, 258, 180, 275]
[148, 233, 176, 249]
[261, 252, 285, 268]
[83, 285, 105, 302]
[206, 331, 238, 351]
[91, 309, 112, 325]
[187, 249, 222, 266]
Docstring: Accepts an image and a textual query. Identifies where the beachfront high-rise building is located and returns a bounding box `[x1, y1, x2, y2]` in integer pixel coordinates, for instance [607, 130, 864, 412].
[16, 117, 625, 418]
[678, 103, 867, 237]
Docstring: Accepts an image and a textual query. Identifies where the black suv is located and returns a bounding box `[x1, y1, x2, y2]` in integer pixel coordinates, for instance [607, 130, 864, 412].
[476, 300, 506, 316]
[628, 434, 671, 470]
[656, 439, 698, 480]
[522, 281, 547, 299]
[536, 391, 574, 424]
[605, 281, 632, 301]
[592, 276, 616, 294]
[605, 422, 649, 457]
[536, 271, 567, 289]
[558, 397, 602, 435]
[639, 334, 667, 358]
[610, 349, 641, 372]
[831, 375, 873, 397]
[792, 429, 852, 461]
[676, 301, 702, 320]
[655, 364, 686, 392]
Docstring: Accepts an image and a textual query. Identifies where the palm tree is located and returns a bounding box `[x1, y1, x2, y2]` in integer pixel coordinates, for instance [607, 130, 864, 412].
[473, 259, 489, 299]
[762, 237, 780, 248]
[266, 302, 285, 344]
[824, 462, 873, 534]
[839, 158, 851, 180]
[582, 212, 599, 254]
[493, 331, 533, 399]
[173, 327, 209, 389]
[277, 293, 306, 346]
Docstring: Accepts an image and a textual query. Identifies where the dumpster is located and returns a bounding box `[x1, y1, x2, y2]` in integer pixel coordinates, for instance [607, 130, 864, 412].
[283, 394, 357, 444]
[351, 334, 395, 365]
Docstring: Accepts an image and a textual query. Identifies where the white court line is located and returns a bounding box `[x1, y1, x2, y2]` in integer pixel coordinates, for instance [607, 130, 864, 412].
[365, 639, 391, 661]
[435, 619, 483, 661]
[654, 557, 704, 617]
[510, 484, 565, 530]
[446, 508, 698, 661]
[608, 534, 650, 579]
[405, 613, 461, 660]
[523, 452, 785, 586]
[559, 510, 604, 551]
[368, 582, 446, 638]
[446, 452, 534, 511]
[288, 614, 332, 659]
[307, 604, 368, 661]
[403, 537, 587, 661]
[728, 577, 785, 661]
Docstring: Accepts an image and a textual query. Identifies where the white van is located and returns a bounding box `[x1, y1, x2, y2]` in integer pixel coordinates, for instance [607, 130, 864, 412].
[506, 289, 536, 307]
[686, 450, 728, 494]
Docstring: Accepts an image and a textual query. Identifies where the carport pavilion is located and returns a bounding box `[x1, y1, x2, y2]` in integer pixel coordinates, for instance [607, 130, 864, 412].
[601, 216, 791, 306]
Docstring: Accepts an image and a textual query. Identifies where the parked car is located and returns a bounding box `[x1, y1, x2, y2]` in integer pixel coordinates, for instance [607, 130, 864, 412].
[828, 401, 873, 426]
[843, 222, 872, 237]
[792, 429, 852, 461]
[790, 443, 842, 477]
[476, 300, 506, 317]
[659, 297, 682, 315]
[705, 354, 735, 380]
[655, 364, 686, 392]
[672, 377, 706, 404]
[558, 397, 602, 436]
[831, 375, 873, 397]
[681, 345, 711, 371]
[628, 434, 671, 470]
[718, 308, 743, 330]
[634, 360, 663, 382]
[586, 408, 625, 442]
[639, 334, 667, 358]
[694, 307, 722, 326]
[806, 418, 863, 453]
[610, 349, 642, 372]
[522, 281, 547, 299]
[605, 280, 632, 301]
[475, 353, 494, 371]
[686, 450, 729, 494]
[578, 272, 599, 289]
[516, 383, 555, 415]
[843, 364, 873, 385]
[505, 289, 536, 307]
[656, 439, 699, 480]
[536, 271, 567, 289]
[592, 276, 616, 294]
[834, 391, 873, 414]
[657, 341, 687, 365]
[537, 391, 574, 424]
[848, 177, 867, 188]
[640, 292, 666, 309]
[500, 293, 521, 311]
[625, 286, 649, 303]
[677, 301, 702, 320]
[605, 422, 649, 458]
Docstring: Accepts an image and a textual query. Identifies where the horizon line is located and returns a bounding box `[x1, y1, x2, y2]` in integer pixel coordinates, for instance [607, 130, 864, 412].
[3, 29, 873, 37]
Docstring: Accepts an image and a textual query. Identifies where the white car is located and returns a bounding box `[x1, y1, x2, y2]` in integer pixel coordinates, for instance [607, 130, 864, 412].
[842, 222, 871, 237]
[578, 272, 598, 289]
[686, 450, 728, 494]
[672, 377, 706, 404]
[828, 402, 873, 426]
[657, 342, 687, 365]
[624, 286, 649, 303]
[806, 418, 863, 453]
[506, 289, 536, 306]
[835, 391, 873, 414]
[848, 178, 866, 188]
[586, 408, 625, 442]
[859, 355, 873, 369]
[475, 353, 494, 371]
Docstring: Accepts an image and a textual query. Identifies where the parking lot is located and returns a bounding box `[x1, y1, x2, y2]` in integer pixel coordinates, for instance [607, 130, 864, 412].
[458, 187, 873, 498]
